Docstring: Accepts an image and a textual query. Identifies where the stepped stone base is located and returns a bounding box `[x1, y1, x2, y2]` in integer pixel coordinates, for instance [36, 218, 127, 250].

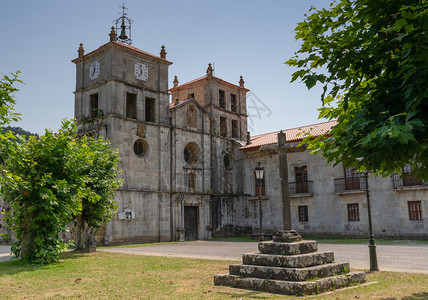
[243, 251, 334, 268]
[259, 240, 317, 255]
[214, 234, 366, 296]
[214, 271, 365, 296]
[229, 262, 350, 281]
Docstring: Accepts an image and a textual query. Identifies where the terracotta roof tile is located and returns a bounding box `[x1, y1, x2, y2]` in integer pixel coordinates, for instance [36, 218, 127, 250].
[72, 41, 172, 65]
[240, 120, 337, 151]
[169, 75, 250, 92]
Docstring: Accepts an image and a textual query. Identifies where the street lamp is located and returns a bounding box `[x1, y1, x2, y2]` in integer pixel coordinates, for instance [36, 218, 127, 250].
[255, 162, 265, 242]
[362, 170, 379, 271]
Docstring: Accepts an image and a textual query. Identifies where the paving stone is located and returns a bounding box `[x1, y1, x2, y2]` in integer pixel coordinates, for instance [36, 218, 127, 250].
[242, 251, 335, 268]
[214, 271, 366, 296]
[229, 262, 350, 281]
[258, 240, 317, 255]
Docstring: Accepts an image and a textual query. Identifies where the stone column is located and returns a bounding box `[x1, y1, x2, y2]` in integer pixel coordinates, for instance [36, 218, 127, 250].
[278, 131, 292, 230]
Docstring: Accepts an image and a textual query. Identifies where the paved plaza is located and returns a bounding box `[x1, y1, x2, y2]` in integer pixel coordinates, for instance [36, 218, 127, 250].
[1, 241, 427, 274]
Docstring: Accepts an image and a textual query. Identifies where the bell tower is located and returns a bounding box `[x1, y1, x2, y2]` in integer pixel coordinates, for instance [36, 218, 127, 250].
[72, 7, 174, 245]
[114, 3, 133, 45]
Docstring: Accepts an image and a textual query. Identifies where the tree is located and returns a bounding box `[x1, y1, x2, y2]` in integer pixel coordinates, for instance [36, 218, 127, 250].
[1, 126, 39, 138]
[0, 72, 21, 127]
[1, 120, 122, 263]
[74, 135, 122, 250]
[286, 0, 428, 178]
[0, 73, 122, 263]
[1, 121, 87, 263]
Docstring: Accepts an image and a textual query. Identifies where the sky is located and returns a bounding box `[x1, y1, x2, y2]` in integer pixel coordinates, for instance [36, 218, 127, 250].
[1, 0, 333, 136]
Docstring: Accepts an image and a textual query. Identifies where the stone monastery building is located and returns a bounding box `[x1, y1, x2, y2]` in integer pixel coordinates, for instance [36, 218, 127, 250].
[69, 21, 428, 245]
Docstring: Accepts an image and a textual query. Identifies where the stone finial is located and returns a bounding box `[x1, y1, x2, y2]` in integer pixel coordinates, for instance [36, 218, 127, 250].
[239, 75, 245, 87]
[206, 63, 214, 76]
[173, 75, 179, 87]
[160, 45, 167, 59]
[78, 43, 85, 57]
[109, 26, 117, 42]
[246, 131, 251, 145]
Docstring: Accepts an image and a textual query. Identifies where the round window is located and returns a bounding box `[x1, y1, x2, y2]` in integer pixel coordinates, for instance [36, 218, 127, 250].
[133, 139, 148, 157]
[184, 142, 200, 165]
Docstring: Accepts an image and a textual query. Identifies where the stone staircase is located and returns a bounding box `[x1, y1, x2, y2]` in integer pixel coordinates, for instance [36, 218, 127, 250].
[214, 230, 366, 296]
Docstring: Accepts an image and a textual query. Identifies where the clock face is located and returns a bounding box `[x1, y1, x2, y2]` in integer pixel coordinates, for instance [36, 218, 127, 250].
[89, 60, 100, 80]
[134, 61, 148, 81]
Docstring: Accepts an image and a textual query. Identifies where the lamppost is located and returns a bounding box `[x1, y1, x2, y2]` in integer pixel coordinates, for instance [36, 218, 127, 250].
[363, 170, 379, 271]
[255, 162, 265, 242]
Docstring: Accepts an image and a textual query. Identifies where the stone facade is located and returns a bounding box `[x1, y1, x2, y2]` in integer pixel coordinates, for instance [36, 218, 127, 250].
[1, 34, 427, 245]
[71, 40, 250, 245]
[231, 135, 428, 239]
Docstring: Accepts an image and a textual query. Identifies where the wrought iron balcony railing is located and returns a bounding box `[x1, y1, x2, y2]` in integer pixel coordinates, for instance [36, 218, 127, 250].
[289, 181, 313, 195]
[334, 177, 367, 193]
[392, 173, 427, 189]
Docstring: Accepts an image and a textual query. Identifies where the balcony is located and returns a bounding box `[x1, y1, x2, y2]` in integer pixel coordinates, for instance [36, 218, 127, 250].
[289, 181, 313, 196]
[334, 177, 367, 194]
[392, 173, 427, 189]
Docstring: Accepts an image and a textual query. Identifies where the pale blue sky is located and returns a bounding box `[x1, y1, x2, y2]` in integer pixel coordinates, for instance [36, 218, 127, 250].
[1, 0, 332, 135]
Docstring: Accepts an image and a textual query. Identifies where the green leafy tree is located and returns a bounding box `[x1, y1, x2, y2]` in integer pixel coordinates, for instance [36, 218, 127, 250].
[1, 126, 39, 138]
[74, 135, 121, 250]
[1, 120, 122, 263]
[0, 72, 21, 127]
[0, 73, 122, 263]
[286, 0, 428, 178]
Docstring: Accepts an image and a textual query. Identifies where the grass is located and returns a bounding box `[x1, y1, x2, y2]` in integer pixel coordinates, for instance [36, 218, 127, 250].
[1, 251, 428, 299]
[209, 235, 428, 245]
[97, 241, 179, 249]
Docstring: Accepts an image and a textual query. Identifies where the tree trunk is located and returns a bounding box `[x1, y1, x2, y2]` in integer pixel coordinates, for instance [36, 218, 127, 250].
[75, 214, 85, 250]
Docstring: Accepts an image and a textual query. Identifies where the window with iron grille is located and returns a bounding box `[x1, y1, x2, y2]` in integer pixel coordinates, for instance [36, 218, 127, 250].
[90, 93, 98, 118]
[254, 173, 265, 196]
[220, 117, 227, 137]
[145, 97, 156, 122]
[408, 201, 423, 220]
[219, 90, 226, 109]
[347, 203, 360, 221]
[298, 206, 308, 222]
[344, 167, 361, 190]
[231, 120, 238, 138]
[126, 93, 137, 119]
[403, 165, 423, 186]
[295, 166, 308, 193]
[231, 94, 237, 112]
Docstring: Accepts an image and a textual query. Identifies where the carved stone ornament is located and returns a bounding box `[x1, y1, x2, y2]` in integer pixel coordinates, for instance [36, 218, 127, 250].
[137, 122, 146, 137]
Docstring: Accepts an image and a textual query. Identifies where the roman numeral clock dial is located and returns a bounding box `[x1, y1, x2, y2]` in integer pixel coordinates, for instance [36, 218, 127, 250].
[89, 60, 100, 80]
[134, 61, 148, 81]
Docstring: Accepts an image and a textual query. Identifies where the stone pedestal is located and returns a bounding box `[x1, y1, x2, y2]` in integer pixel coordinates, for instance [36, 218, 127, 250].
[214, 231, 366, 296]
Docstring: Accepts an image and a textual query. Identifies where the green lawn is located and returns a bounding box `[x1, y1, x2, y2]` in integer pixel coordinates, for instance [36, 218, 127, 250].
[1, 251, 428, 299]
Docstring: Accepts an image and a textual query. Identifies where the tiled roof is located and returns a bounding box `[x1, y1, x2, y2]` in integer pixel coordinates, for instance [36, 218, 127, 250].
[240, 120, 338, 151]
[169, 75, 250, 93]
[72, 42, 173, 65]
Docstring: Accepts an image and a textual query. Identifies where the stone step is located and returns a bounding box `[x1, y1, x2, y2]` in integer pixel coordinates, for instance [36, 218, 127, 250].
[229, 262, 350, 281]
[258, 240, 317, 255]
[214, 271, 366, 296]
[242, 251, 335, 268]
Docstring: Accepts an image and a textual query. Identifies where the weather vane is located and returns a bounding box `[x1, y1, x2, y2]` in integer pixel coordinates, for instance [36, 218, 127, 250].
[113, 3, 133, 45]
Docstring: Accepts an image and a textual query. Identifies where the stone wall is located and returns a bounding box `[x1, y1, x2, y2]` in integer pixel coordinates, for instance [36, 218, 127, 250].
[215, 147, 428, 239]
